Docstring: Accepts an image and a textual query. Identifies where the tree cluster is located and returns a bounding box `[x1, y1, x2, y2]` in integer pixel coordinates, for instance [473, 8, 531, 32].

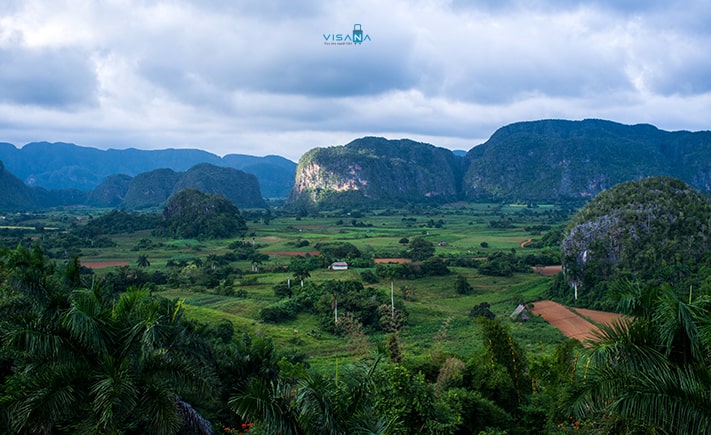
[157, 189, 248, 240]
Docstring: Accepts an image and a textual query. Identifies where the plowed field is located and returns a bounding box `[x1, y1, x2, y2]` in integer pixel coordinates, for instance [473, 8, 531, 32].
[531, 300, 627, 343]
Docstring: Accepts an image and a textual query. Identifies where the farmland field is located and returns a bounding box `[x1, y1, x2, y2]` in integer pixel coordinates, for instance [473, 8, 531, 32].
[3, 202, 574, 369]
[530, 300, 627, 343]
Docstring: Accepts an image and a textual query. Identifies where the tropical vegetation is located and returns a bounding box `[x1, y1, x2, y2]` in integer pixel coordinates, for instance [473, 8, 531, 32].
[1, 176, 710, 433]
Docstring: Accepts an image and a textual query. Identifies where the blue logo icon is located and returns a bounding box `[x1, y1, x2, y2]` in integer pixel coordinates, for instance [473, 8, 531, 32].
[353, 24, 363, 44]
[322, 24, 371, 45]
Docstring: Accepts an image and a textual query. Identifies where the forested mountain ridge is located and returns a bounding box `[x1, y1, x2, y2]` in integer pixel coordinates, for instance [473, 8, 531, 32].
[288, 119, 711, 207]
[462, 119, 711, 201]
[287, 137, 464, 208]
[0, 162, 265, 211]
[0, 160, 36, 210]
[0, 141, 296, 198]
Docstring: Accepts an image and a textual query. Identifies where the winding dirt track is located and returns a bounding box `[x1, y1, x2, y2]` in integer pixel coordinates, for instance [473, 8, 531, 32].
[530, 300, 627, 343]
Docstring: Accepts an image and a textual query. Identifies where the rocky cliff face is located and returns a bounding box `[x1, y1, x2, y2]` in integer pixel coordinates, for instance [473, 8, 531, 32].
[287, 137, 463, 208]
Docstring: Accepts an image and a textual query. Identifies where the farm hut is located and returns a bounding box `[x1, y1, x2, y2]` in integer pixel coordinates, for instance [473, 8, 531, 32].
[510, 304, 529, 322]
[330, 261, 348, 270]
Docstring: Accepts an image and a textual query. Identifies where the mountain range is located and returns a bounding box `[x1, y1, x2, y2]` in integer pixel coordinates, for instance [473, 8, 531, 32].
[2, 119, 711, 211]
[0, 162, 266, 211]
[0, 141, 296, 199]
[288, 119, 711, 207]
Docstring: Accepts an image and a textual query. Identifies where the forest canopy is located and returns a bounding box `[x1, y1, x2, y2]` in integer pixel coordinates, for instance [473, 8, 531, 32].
[157, 189, 248, 239]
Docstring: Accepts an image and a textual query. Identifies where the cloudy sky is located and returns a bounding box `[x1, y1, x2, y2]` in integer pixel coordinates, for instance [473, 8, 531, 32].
[1, 0, 710, 161]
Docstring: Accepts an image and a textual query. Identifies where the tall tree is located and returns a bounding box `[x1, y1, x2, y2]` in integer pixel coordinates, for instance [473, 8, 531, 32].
[1, 282, 215, 434]
[407, 237, 435, 261]
[136, 254, 150, 268]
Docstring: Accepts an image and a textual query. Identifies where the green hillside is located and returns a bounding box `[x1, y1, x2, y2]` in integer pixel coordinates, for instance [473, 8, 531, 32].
[552, 176, 711, 308]
[288, 137, 463, 208]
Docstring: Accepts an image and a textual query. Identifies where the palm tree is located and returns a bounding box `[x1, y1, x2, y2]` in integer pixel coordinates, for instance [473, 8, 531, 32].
[566, 283, 711, 434]
[136, 254, 150, 268]
[294, 356, 394, 435]
[230, 354, 395, 434]
[3, 284, 215, 434]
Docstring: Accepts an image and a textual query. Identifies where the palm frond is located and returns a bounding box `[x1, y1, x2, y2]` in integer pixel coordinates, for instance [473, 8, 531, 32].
[229, 377, 298, 435]
[62, 289, 109, 355]
[588, 317, 667, 371]
[612, 364, 711, 434]
[90, 356, 138, 432]
[295, 372, 339, 433]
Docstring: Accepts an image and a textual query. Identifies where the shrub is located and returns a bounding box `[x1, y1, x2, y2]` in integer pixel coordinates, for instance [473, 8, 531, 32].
[360, 270, 379, 284]
[259, 298, 301, 323]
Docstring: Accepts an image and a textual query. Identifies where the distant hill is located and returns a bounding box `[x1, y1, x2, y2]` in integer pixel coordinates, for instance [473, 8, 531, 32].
[0, 142, 296, 198]
[5, 119, 711, 211]
[0, 162, 265, 212]
[120, 164, 266, 210]
[122, 168, 182, 210]
[170, 163, 266, 209]
[553, 176, 711, 309]
[87, 174, 133, 207]
[0, 160, 36, 210]
[287, 137, 463, 208]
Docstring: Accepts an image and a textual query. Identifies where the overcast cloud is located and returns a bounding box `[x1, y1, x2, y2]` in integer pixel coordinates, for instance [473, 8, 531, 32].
[1, 0, 710, 161]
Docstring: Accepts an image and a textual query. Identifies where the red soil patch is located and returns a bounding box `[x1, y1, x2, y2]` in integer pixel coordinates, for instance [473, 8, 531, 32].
[531, 300, 630, 344]
[374, 258, 412, 264]
[82, 261, 130, 269]
[573, 308, 628, 327]
[532, 265, 562, 276]
[531, 300, 599, 342]
[520, 238, 532, 248]
[262, 251, 320, 256]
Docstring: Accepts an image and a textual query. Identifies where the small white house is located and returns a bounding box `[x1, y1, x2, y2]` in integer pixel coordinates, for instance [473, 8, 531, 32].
[330, 261, 348, 271]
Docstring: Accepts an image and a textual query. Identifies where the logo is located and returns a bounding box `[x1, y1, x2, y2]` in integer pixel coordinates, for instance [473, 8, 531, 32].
[323, 24, 371, 46]
[353, 24, 363, 43]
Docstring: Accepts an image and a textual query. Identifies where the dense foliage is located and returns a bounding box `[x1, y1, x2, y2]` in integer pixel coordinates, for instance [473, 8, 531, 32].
[566, 282, 711, 433]
[2, 189, 711, 434]
[554, 176, 711, 308]
[83, 210, 162, 234]
[157, 189, 248, 240]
